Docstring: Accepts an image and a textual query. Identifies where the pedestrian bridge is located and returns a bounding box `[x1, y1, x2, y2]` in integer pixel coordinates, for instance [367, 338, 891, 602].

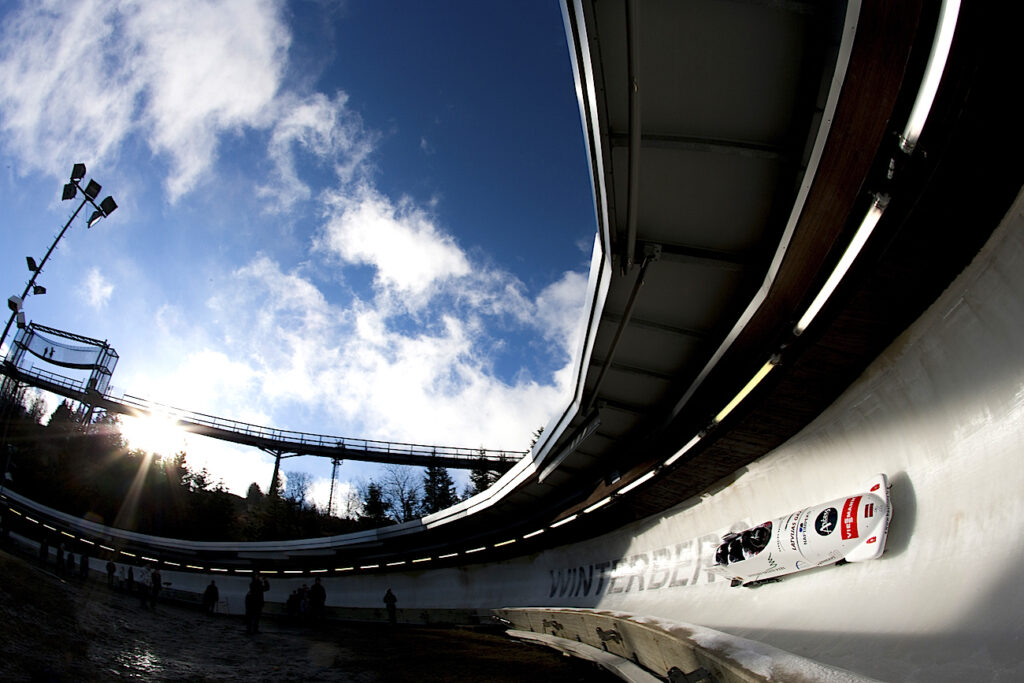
[0, 361, 522, 473]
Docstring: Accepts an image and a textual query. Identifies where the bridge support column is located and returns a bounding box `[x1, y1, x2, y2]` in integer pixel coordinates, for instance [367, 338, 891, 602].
[270, 452, 281, 497]
[264, 449, 286, 497]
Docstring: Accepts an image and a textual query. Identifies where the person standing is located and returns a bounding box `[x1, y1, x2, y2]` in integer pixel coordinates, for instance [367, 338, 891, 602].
[309, 577, 326, 623]
[245, 572, 269, 634]
[137, 564, 150, 608]
[106, 560, 117, 588]
[150, 565, 162, 609]
[383, 588, 397, 624]
[202, 580, 219, 614]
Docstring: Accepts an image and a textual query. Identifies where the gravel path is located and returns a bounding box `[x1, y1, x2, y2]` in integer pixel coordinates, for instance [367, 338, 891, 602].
[0, 550, 616, 682]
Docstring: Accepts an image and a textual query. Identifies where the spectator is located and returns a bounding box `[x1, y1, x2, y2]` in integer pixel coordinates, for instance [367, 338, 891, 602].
[309, 577, 327, 622]
[150, 565, 162, 608]
[383, 588, 397, 624]
[137, 564, 150, 608]
[245, 573, 269, 634]
[106, 560, 117, 588]
[286, 590, 300, 621]
[203, 580, 219, 614]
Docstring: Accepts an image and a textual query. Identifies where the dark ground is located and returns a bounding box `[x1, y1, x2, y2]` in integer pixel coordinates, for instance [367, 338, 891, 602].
[0, 550, 619, 682]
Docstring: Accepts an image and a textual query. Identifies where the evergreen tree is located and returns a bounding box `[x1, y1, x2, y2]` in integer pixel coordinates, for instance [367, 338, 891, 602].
[26, 392, 47, 424]
[46, 400, 77, 433]
[246, 482, 264, 506]
[467, 450, 499, 497]
[528, 425, 545, 451]
[359, 481, 391, 525]
[421, 464, 458, 515]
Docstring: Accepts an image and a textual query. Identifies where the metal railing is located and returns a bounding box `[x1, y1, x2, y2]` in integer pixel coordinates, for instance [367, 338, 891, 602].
[117, 394, 523, 465]
[2, 363, 526, 467]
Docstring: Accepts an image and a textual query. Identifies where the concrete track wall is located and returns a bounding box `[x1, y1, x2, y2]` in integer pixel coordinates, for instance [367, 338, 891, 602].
[8, 191, 1022, 681]
[269, 186, 1023, 682]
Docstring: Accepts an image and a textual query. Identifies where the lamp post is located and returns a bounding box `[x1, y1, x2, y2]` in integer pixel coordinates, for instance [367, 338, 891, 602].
[0, 163, 117, 355]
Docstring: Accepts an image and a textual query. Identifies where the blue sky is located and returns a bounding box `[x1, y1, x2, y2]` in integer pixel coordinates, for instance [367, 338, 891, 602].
[0, 0, 595, 508]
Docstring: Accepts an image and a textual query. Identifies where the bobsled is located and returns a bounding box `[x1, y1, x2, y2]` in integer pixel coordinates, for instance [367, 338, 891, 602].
[709, 473, 892, 587]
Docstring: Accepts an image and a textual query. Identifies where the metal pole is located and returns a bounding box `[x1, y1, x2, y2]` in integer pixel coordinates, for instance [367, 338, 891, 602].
[327, 458, 340, 516]
[0, 196, 90, 353]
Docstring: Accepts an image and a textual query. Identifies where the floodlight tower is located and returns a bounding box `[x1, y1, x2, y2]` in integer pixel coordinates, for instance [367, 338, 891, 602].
[1, 163, 117, 355]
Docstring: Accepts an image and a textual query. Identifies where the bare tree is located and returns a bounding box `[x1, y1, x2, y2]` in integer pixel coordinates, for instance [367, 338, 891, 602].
[284, 471, 312, 508]
[380, 465, 421, 522]
[339, 483, 363, 519]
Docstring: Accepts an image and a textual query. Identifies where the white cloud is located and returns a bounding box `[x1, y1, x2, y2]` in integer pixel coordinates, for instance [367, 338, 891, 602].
[168, 246, 580, 444]
[0, 0, 135, 176]
[126, 348, 264, 422]
[124, 0, 289, 200]
[0, 0, 290, 200]
[257, 91, 375, 212]
[534, 269, 589, 356]
[307, 475, 357, 515]
[111, 235, 587, 498]
[84, 267, 114, 309]
[317, 186, 471, 299]
[180, 438, 278, 498]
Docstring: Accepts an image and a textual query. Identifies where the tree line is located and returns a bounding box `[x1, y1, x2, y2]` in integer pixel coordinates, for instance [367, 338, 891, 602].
[0, 389, 515, 542]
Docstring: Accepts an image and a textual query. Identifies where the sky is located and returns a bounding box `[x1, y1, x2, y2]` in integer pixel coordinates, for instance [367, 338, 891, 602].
[0, 0, 596, 511]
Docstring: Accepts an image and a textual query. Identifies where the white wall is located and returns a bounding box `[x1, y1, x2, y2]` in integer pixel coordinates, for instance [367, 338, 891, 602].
[14, 188, 1021, 682]
[301, 187, 1024, 682]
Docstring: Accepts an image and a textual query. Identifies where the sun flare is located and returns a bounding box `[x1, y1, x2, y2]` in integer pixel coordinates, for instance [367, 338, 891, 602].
[120, 414, 188, 456]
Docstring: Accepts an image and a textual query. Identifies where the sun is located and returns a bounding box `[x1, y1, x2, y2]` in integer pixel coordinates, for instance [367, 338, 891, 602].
[120, 414, 188, 456]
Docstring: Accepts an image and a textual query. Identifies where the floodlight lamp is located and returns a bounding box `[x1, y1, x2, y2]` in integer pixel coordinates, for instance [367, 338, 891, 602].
[7, 295, 22, 312]
[62, 183, 77, 201]
[70, 163, 86, 181]
[84, 179, 101, 199]
[32, 285, 46, 296]
[87, 210, 104, 228]
[15, 312, 26, 329]
[99, 196, 117, 216]
[26, 257, 38, 272]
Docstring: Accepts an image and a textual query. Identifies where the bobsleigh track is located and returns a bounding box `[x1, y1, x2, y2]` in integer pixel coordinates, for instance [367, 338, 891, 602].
[3, 0, 1024, 680]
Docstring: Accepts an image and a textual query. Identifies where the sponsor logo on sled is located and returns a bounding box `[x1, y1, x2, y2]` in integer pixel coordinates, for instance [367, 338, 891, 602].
[815, 508, 838, 536]
[841, 496, 861, 540]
